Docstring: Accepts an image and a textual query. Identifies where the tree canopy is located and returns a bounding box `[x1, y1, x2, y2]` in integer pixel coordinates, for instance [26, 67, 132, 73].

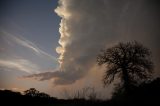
[97, 41, 153, 92]
[24, 88, 50, 98]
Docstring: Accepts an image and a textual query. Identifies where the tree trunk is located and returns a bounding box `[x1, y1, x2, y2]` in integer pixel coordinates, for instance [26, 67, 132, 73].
[122, 68, 130, 95]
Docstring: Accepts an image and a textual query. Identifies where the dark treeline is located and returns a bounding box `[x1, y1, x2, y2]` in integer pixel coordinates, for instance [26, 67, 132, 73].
[0, 77, 160, 106]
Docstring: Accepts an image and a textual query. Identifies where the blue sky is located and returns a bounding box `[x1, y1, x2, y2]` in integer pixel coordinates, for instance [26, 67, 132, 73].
[0, 0, 60, 56]
[0, 0, 61, 92]
[0, 0, 60, 69]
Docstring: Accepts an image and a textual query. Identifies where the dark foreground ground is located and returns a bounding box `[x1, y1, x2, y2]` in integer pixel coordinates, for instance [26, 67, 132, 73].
[1, 78, 160, 106]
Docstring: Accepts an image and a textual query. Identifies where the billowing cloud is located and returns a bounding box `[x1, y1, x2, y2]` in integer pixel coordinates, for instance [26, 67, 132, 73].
[0, 59, 39, 74]
[26, 0, 160, 87]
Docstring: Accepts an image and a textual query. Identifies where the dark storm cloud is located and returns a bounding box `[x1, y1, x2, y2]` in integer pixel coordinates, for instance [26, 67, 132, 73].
[24, 69, 83, 85]
[26, 0, 160, 85]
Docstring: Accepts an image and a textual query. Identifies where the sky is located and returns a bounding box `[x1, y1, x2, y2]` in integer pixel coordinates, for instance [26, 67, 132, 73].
[0, 0, 160, 99]
[0, 0, 60, 94]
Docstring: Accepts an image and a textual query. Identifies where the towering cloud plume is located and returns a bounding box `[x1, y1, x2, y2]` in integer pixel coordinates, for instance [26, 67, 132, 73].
[26, 0, 160, 87]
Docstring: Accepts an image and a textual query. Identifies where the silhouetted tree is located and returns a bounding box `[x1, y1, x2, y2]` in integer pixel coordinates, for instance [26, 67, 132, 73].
[97, 41, 153, 93]
[24, 88, 51, 99]
[24, 88, 40, 97]
[37, 92, 50, 98]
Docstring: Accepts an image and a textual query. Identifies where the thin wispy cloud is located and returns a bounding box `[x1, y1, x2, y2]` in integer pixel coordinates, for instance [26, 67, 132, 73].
[0, 59, 40, 74]
[1, 30, 58, 62]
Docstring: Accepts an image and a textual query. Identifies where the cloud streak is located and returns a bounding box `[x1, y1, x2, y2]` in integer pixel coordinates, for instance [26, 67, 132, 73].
[1, 30, 58, 62]
[0, 59, 39, 74]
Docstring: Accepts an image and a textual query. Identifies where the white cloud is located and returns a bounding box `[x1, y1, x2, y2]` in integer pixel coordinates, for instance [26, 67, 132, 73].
[26, 0, 160, 86]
